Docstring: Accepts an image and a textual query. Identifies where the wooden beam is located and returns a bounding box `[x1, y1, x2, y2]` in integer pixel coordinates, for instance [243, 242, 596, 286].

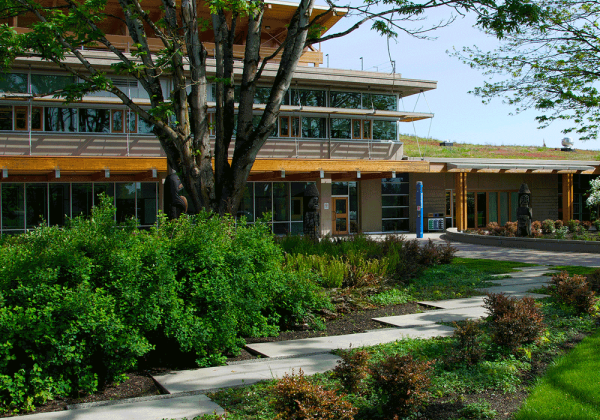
[249, 159, 429, 173]
[282, 171, 322, 181]
[454, 172, 468, 231]
[562, 173, 574, 222]
[0, 156, 168, 174]
[247, 171, 285, 182]
[91, 171, 109, 181]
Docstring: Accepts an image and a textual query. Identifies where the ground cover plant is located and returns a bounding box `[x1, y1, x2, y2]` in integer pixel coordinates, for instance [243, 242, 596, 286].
[0, 198, 328, 414]
[466, 220, 600, 240]
[205, 296, 599, 420]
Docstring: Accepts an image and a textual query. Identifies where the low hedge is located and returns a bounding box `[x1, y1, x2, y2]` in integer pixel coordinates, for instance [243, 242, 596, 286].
[0, 197, 327, 413]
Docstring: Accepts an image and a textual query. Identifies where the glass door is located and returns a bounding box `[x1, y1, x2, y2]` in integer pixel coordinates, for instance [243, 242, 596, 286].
[332, 197, 349, 235]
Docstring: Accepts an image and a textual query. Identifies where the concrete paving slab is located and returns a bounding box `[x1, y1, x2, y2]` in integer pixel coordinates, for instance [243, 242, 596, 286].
[245, 325, 454, 358]
[18, 394, 223, 420]
[154, 354, 340, 394]
[491, 277, 551, 286]
[477, 283, 549, 295]
[374, 306, 488, 327]
[419, 297, 486, 309]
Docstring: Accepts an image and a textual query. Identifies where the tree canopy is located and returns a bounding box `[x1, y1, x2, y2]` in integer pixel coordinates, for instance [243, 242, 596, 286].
[0, 0, 541, 215]
[455, 0, 600, 141]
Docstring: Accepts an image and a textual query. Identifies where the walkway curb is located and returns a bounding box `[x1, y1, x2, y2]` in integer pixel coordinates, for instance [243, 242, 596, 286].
[444, 228, 600, 254]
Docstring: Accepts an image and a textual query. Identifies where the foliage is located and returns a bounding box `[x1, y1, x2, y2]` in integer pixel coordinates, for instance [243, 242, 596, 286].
[448, 320, 486, 366]
[484, 293, 545, 351]
[567, 219, 581, 233]
[454, 0, 600, 140]
[0, 198, 326, 413]
[547, 271, 598, 315]
[332, 349, 371, 394]
[369, 288, 413, 306]
[541, 219, 556, 234]
[369, 353, 434, 417]
[584, 268, 600, 293]
[555, 225, 569, 239]
[271, 369, 357, 420]
[459, 400, 498, 419]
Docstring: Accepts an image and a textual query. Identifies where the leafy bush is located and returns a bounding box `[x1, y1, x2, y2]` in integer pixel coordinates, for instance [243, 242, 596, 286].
[272, 369, 357, 420]
[369, 288, 413, 306]
[567, 219, 581, 233]
[548, 272, 598, 315]
[554, 219, 564, 230]
[459, 400, 498, 419]
[541, 219, 556, 234]
[555, 226, 569, 239]
[504, 221, 517, 237]
[531, 221, 542, 237]
[448, 320, 486, 366]
[485, 222, 503, 236]
[369, 353, 434, 417]
[0, 198, 328, 413]
[585, 269, 600, 293]
[484, 293, 545, 351]
[333, 349, 371, 394]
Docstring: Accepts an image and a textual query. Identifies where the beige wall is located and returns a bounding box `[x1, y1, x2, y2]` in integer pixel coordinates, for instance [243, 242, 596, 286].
[359, 178, 382, 232]
[318, 176, 332, 236]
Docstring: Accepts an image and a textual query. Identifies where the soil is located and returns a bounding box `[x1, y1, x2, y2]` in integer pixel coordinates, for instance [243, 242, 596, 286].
[6, 302, 595, 420]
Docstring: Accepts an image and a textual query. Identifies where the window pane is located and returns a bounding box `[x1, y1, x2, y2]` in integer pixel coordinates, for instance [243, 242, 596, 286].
[94, 183, 114, 208]
[363, 93, 397, 111]
[291, 89, 326, 107]
[489, 192, 498, 224]
[31, 74, 73, 95]
[477, 192, 486, 227]
[349, 181, 358, 222]
[273, 222, 290, 235]
[116, 183, 136, 223]
[467, 192, 475, 229]
[363, 120, 371, 139]
[254, 87, 271, 104]
[500, 192, 509, 225]
[330, 118, 351, 139]
[511, 192, 519, 222]
[112, 110, 124, 132]
[26, 184, 48, 229]
[372, 120, 396, 140]
[382, 182, 409, 195]
[301, 117, 326, 138]
[137, 182, 157, 225]
[49, 183, 70, 226]
[255, 182, 272, 220]
[31, 108, 42, 130]
[0, 106, 12, 130]
[237, 183, 254, 222]
[382, 219, 409, 232]
[330, 91, 361, 108]
[273, 182, 289, 222]
[15, 107, 27, 130]
[72, 183, 93, 218]
[45, 107, 76, 132]
[382, 195, 409, 207]
[79, 109, 110, 133]
[332, 182, 348, 196]
[0, 73, 27, 93]
[138, 116, 154, 134]
[2, 184, 24, 231]
[382, 208, 409, 218]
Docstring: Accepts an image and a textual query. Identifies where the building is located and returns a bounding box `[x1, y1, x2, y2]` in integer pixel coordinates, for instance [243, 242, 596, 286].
[0, 0, 598, 236]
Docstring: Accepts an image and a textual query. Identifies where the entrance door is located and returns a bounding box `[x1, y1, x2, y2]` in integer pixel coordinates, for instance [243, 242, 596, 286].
[332, 197, 349, 235]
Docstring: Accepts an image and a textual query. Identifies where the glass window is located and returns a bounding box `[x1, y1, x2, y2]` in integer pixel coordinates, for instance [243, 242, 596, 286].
[330, 91, 361, 109]
[290, 183, 306, 224]
[477, 192, 486, 227]
[500, 192, 509, 225]
[349, 181, 358, 233]
[31, 107, 42, 130]
[49, 184, 70, 226]
[237, 183, 254, 222]
[94, 183, 115, 208]
[301, 117, 326, 138]
[332, 182, 348, 196]
[45, 107, 76, 132]
[489, 192, 498, 224]
[255, 182, 272, 220]
[72, 183, 93, 218]
[291, 89, 326, 107]
[382, 208, 409, 218]
[330, 118, 351, 139]
[79, 109, 110, 133]
[511, 192, 519, 222]
[382, 195, 409, 207]
[273, 182, 289, 222]
[2, 184, 24, 231]
[363, 93, 397, 111]
[0, 73, 28, 93]
[14, 107, 27, 130]
[31, 74, 74, 95]
[382, 175, 409, 232]
[112, 110, 124, 133]
[373, 120, 397, 140]
[0, 106, 12, 130]
[382, 181, 409, 195]
[116, 183, 136, 223]
[137, 182, 157, 225]
[26, 184, 48, 229]
[138, 115, 153, 134]
[254, 87, 271, 104]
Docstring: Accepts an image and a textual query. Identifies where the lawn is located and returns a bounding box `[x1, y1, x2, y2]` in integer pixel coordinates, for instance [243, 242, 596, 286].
[513, 330, 600, 420]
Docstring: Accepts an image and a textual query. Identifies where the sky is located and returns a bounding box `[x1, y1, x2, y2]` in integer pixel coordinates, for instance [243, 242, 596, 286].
[319, 4, 598, 151]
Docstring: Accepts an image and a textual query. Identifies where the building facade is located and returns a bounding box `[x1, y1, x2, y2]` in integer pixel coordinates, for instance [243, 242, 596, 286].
[0, 0, 598, 236]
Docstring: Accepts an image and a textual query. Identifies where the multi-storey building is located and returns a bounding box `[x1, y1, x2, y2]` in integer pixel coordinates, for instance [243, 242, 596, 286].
[0, 0, 598, 236]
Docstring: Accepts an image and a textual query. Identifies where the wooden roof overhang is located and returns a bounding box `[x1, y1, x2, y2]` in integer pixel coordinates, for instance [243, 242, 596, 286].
[428, 160, 600, 175]
[0, 156, 429, 183]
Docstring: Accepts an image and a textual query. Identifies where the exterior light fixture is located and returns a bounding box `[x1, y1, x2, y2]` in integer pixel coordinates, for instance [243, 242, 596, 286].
[55, 168, 60, 179]
[105, 168, 110, 178]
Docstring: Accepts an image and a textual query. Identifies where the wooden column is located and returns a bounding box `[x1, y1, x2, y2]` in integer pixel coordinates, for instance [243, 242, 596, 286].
[562, 173, 574, 222]
[455, 172, 468, 231]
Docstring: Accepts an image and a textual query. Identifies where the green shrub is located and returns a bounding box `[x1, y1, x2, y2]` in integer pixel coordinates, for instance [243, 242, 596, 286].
[548, 272, 598, 315]
[448, 320, 486, 366]
[484, 293, 545, 351]
[369, 288, 413, 306]
[554, 219, 564, 230]
[0, 198, 327, 412]
[555, 226, 569, 239]
[369, 353, 434, 417]
[272, 369, 357, 420]
[585, 269, 600, 293]
[567, 219, 581, 233]
[541, 219, 556, 234]
[459, 400, 498, 419]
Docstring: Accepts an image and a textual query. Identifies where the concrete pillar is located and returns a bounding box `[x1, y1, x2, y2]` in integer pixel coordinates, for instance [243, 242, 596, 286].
[562, 173, 574, 222]
[318, 175, 332, 236]
[455, 172, 468, 231]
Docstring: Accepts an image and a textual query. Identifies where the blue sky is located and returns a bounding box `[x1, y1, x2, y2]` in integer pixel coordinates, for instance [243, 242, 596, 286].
[319, 5, 599, 151]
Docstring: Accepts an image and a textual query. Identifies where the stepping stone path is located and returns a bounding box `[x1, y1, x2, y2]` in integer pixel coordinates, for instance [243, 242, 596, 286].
[24, 266, 555, 420]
